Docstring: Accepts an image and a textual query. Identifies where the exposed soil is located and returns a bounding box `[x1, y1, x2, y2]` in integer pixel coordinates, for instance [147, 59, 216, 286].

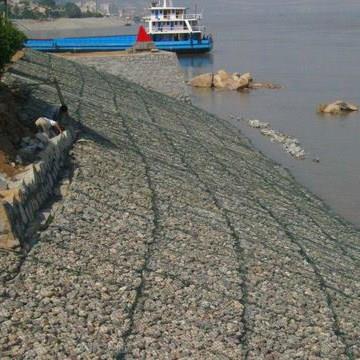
[0, 84, 34, 178]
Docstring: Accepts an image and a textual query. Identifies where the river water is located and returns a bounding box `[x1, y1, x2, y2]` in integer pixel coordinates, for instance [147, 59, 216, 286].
[178, 0, 360, 226]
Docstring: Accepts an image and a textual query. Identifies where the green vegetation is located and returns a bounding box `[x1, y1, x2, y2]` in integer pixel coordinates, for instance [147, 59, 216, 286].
[63, 2, 81, 18]
[0, 2, 6, 15]
[37, 0, 56, 7]
[0, 16, 26, 72]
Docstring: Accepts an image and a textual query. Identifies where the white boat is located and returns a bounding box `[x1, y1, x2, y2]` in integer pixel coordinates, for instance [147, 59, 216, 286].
[144, 0, 213, 53]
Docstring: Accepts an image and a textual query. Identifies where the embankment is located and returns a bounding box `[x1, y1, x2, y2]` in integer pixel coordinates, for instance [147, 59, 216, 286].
[0, 50, 359, 359]
[58, 50, 190, 102]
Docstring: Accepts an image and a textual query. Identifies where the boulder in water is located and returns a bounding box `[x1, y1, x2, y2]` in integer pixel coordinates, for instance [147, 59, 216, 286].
[227, 77, 249, 90]
[239, 72, 253, 83]
[318, 100, 358, 114]
[189, 70, 280, 91]
[213, 69, 250, 90]
[213, 70, 233, 88]
[213, 75, 226, 88]
[189, 73, 213, 88]
[217, 69, 231, 81]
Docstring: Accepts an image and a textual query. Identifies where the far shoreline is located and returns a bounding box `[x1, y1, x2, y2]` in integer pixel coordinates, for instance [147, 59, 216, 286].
[14, 17, 137, 39]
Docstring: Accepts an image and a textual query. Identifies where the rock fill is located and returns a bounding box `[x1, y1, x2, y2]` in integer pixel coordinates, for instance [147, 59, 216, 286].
[1, 50, 359, 359]
[247, 119, 306, 159]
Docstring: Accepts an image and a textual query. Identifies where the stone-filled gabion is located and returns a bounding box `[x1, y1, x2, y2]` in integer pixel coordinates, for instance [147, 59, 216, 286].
[67, 51, 191, 103]
[0, 50, 359, 359]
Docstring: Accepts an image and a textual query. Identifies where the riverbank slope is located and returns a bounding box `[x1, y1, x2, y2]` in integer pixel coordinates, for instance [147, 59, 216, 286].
[0, 50, 359, 359]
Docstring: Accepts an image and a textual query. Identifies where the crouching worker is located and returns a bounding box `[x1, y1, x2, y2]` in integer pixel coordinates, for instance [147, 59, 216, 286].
[35, 117, 62, 138]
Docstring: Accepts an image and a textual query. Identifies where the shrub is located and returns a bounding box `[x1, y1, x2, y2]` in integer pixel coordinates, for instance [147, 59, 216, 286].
[0, 16, 26, 72]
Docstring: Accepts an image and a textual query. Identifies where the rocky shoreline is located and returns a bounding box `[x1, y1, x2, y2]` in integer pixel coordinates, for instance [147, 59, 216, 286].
[0, 50, 359, 358]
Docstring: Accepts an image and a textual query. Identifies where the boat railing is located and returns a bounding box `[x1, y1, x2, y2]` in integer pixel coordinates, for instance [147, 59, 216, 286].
[184, 14, 202, 20]
[151, 15, 188, 20]
[153, 26, 188, 32]
[147, 14, 202, 21]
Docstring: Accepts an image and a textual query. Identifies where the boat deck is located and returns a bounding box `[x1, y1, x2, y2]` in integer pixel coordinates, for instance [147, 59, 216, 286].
[25, 34, 213, 53]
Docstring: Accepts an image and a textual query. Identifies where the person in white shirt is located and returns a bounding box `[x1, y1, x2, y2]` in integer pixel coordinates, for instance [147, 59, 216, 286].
[35, 117, 62, 137]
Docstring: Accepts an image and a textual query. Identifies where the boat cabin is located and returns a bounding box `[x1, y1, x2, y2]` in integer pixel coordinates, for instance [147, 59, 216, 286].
[146, 0, 205, 42]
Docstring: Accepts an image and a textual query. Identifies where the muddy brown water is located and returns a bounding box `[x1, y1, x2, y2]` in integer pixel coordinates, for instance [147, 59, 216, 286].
[179, 0, 360, 227]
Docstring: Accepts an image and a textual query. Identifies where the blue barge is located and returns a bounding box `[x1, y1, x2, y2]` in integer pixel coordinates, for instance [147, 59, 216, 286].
[25, 34, 213, 53]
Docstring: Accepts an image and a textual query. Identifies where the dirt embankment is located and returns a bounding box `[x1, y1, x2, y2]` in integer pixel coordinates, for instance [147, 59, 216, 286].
[0, 85, 34, 178]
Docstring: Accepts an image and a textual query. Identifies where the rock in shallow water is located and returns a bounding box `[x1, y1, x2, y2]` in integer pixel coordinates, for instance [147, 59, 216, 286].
[248, 119, 270, 129]
[247, 119, 306, 159]
[190, 70, 280, 91]
[318, 100, 358, 114]
[189, 73, 213, 88]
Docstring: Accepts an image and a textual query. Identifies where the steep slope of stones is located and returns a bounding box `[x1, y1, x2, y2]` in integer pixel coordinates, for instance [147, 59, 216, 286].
[0, 50, 359, 359]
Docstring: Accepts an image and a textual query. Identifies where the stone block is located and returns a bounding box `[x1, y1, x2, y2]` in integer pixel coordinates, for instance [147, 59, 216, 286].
[0, 218, 5, 234]
[0, 176, 8, 190]
[0, 233, 20, 249]
[0, 204, 20, 249]
[0, 121, 75, 249]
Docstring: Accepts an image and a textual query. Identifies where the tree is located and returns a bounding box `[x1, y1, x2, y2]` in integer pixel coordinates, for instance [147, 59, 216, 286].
[0, 2, 6, 15]
[12, 5, 21, 18]
[0, 17, 26, 72]
[48, 8, 62, 18]
[83, 10, 102, 18]
[64, 2, 81, 18]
